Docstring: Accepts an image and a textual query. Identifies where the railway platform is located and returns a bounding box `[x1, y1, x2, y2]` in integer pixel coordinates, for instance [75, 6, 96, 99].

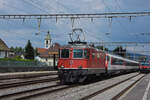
[120, 73, 150, 100]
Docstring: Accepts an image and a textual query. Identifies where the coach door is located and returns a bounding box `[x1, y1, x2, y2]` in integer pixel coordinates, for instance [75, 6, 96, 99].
[107, 55, 111, 70]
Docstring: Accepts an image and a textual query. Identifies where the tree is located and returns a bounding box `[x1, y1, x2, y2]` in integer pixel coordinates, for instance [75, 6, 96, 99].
[25, 40, 34, 59]
[113, 46, 126, 57]
[10, 46, 24, 54]
[138, 56, 147, 62]
[10, 46, 15, 52]
[96, 46, 108, 51]
[34, 48, 39, 56]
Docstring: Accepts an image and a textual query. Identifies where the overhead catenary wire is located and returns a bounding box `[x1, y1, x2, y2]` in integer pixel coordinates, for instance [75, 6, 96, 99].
[0, 1, 28, 14]
[0, 1, 150, 49]
[22, 0, 49, 13]
[101, 0, 142, 43]
[114, 0, 123, 11]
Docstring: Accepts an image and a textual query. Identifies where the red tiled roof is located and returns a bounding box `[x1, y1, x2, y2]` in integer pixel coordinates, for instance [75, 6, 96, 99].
[37, 43, 61, 58]
[37, 48, 48, 54]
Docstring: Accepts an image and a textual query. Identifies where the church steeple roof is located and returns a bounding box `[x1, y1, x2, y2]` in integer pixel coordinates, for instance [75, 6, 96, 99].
[45, 31, 51, 40]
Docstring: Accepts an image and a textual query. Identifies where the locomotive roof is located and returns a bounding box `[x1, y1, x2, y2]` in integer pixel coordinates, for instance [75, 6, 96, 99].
[107, 53, 139, 64]
[61, 43, 92, 49]
[60, 44, 105, 52]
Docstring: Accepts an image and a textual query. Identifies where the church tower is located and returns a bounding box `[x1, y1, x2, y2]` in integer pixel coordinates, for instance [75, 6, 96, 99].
[45, 31, 52, 49]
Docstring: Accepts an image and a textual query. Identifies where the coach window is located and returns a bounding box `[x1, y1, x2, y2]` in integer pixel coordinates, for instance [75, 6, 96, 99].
[61, 49, 69, 58]
[73, 49, 83, 58]
[112, 58, 123, 65]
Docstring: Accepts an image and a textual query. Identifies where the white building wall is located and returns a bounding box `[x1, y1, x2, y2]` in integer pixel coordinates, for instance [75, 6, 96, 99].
[0, 51, 6, 58]
[35, 56, 57, 66]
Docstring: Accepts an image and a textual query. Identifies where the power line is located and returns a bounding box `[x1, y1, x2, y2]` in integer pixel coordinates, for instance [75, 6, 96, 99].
[114, 0, 122, 11]
[30, 0, 59, 13]
[1, 1, 28, 14]
[89, 41, 150, 46]
[22, 0, 49, 13]
[101, 0, 140, 42]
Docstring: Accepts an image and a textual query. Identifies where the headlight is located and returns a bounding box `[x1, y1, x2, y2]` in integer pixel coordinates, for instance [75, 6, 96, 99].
[78, 66, 82, 69]
[61, 66, 64, 68]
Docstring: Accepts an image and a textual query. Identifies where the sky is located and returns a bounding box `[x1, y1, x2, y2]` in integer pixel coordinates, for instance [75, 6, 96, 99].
[0, 0, 150, 54]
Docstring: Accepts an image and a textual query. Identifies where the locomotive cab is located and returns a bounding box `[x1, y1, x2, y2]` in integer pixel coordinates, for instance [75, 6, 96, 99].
[58, 43, 91, 84]
[58, 48, 89, 69]
[140, 62, 150, 73]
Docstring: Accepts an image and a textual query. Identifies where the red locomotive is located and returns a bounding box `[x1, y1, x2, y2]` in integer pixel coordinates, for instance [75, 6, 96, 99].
[57, 28, 140, 84]
[57, 42, 140, 84]
[140, 61, 150, 73]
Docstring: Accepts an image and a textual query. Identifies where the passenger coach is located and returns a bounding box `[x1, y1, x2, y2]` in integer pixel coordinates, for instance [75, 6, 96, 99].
[105, 54, 139, 74]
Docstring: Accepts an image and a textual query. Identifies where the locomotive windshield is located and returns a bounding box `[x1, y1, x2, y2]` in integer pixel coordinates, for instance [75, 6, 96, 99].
[73, 49, 89, 58]
[73, 49, 83, 58]
[141, 63, 149, 66]
[60, 49, 69, 58]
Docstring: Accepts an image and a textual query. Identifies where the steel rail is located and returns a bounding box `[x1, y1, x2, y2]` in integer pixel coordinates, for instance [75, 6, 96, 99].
[3, 84, 79, 100]
[0, 77, 58, 89]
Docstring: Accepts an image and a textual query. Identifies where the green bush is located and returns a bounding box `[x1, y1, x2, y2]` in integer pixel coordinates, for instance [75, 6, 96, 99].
[0, 58, 34, 62]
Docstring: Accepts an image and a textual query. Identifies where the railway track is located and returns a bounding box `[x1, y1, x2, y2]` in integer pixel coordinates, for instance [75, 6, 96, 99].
[0, 72, 79, 100]
[36, 72, 143, 100]
[80, 73, 145, 100]
[0, 73, 145, 100]
[0, 83, 79, 100]
[0, 71, 57, 80]
[0, 75, 58, 89]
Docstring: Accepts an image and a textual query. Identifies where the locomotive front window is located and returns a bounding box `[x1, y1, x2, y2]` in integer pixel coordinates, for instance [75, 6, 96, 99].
[73, 49, 83, 58]
[141, 63, 149, 66]
[61, 49, 69, 58]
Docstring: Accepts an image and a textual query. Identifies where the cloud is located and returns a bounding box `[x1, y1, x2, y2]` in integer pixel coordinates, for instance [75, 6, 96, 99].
[126, 45, 150, 55]
[0, 0, 5, 9]
[0, 0, 149, 56]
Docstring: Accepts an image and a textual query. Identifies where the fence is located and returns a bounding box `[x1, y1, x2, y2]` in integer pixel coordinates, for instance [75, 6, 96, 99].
[0, 60, 48, 67]
[0, 61, 56, 72]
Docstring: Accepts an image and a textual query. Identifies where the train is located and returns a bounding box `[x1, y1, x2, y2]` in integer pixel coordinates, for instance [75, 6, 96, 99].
[140, 61, 150, 73]
[57, 41, 140, 84]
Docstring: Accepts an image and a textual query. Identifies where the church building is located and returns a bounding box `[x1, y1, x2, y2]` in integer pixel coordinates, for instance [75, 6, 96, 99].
[36, 31, 60, 68]
[45, 31, 52, 49]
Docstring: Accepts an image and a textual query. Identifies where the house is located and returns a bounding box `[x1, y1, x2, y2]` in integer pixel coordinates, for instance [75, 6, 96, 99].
[35, 31, 60, 67]
[0, 38, 9, 58]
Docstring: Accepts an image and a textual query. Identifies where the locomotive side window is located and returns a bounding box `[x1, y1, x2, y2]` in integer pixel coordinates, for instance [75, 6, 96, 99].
[61, 49, 69, 58]
[92, 52, 95, 58]
[97, 53, 100, 58]
[73, 49, 83, 58]
[84, 49, 89, 58]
